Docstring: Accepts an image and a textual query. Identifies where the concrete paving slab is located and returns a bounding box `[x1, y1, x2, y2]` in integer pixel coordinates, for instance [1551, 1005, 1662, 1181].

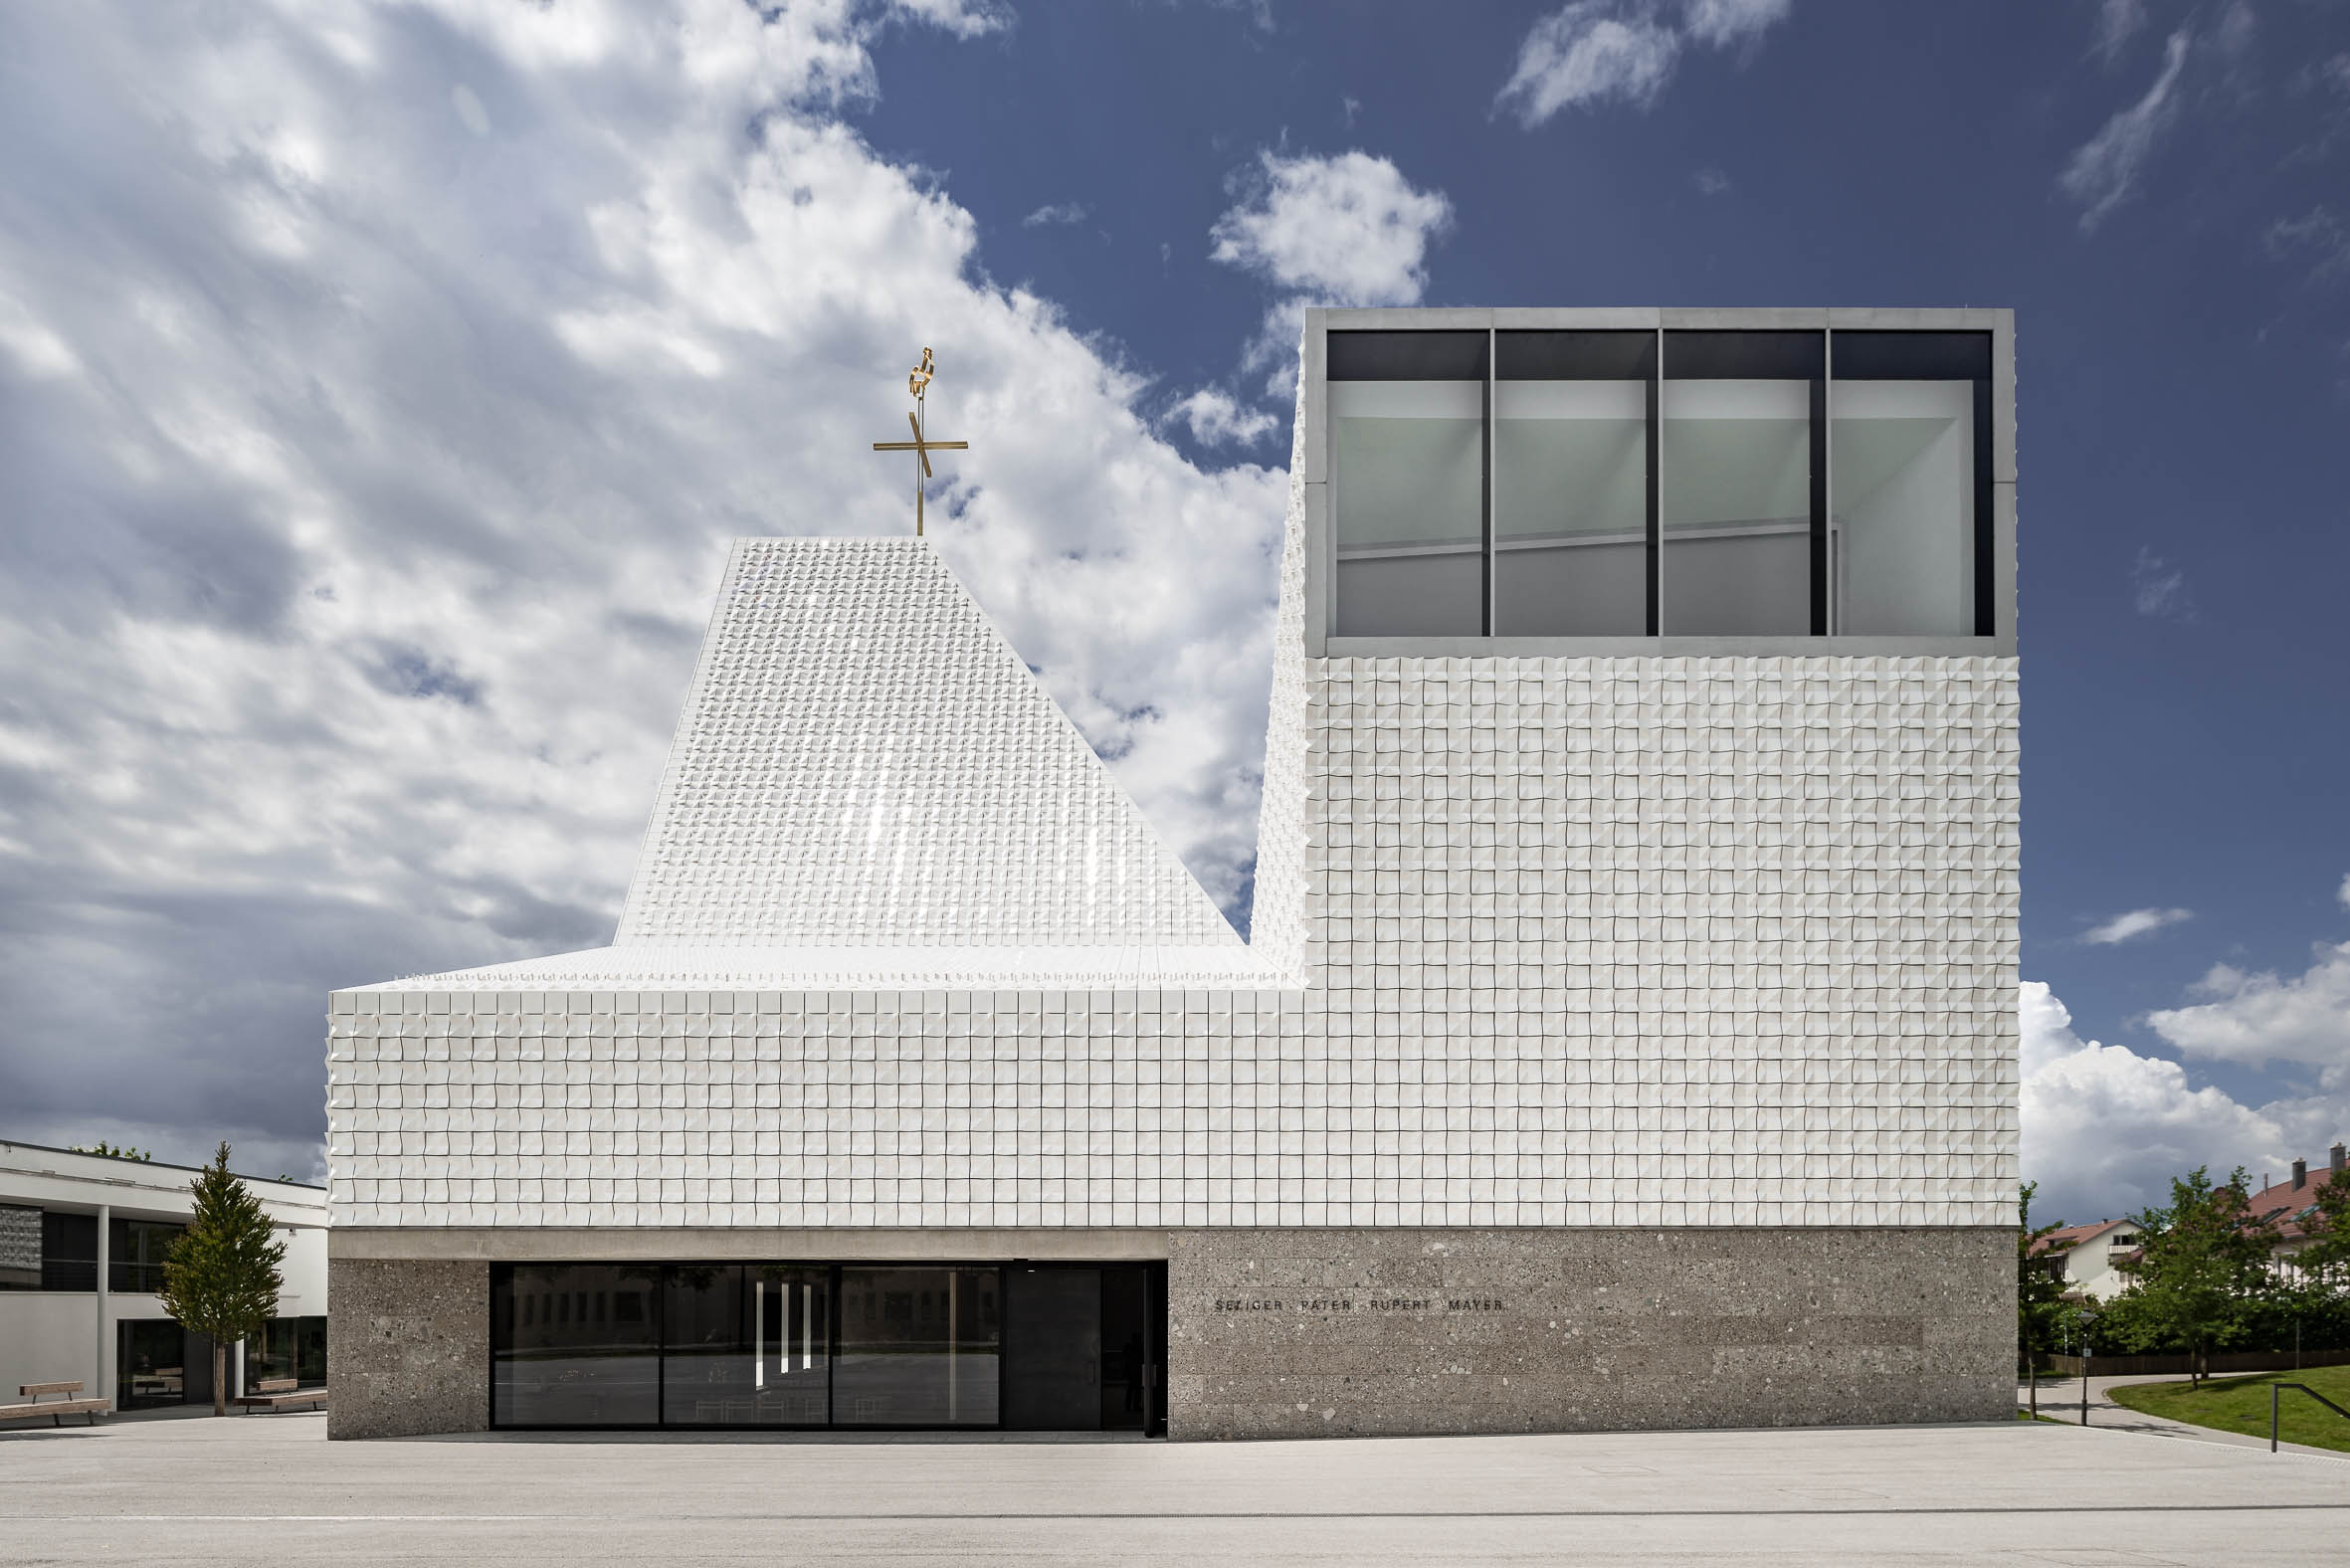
[1, 1413, 2344, 1566]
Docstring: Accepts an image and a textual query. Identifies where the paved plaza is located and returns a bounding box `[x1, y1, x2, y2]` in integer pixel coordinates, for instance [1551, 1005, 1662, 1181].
[1, 1413, 2343, 1566]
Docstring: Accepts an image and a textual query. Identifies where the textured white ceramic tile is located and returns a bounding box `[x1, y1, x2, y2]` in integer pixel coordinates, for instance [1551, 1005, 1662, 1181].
[329, 365, 2019, 1231]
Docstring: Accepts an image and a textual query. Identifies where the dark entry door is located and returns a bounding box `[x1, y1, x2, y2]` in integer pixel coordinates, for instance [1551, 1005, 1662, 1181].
[1002, 1267, 1099, 1429]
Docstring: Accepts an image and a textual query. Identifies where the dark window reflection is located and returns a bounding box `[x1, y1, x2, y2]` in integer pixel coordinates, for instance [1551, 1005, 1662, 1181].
[834, 1267, 999, 1426]
[109, 1218, 186, 1292]
[244, 1315, 327, 1389]
[661, 1265, 832, 1426]
[491, 1264, 661, 1426]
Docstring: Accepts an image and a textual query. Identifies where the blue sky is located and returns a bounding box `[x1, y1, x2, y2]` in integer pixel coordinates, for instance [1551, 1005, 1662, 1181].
[0, 0, 2345, 1219]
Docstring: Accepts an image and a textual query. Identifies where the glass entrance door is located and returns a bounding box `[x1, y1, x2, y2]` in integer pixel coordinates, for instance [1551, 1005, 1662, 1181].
[1003, 1267, 1100, 1430]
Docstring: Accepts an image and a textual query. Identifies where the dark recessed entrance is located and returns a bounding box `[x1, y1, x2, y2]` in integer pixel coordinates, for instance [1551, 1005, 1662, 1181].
[1000, 1264, 1160, 1431]
[490, 1260, 1165, 1434]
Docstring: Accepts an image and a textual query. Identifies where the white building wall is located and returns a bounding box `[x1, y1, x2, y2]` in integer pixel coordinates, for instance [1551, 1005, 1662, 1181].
[328, 647, 2016, 1231]
[328, 321, 2020, 1236]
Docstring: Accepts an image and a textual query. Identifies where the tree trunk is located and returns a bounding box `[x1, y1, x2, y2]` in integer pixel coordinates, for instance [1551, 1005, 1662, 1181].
[212, 1338, 227, 1417]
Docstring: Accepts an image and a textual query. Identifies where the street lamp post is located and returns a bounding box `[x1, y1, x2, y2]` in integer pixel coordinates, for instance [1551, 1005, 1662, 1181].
[2079, 1310, 2096, 1426]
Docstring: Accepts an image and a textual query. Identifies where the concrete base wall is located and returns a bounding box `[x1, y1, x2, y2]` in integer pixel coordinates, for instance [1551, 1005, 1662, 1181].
[325, 1228, 2009, 1440]
[1168, 1228, 2012, 1439]
[327, 1259, 488, 1439]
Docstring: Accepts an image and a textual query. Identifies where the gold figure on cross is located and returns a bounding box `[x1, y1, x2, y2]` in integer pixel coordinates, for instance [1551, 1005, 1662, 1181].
[872, 346, 968, 536]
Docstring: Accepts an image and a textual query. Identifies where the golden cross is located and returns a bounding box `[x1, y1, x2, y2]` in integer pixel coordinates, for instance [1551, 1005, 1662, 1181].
[872, 346, 969, 536]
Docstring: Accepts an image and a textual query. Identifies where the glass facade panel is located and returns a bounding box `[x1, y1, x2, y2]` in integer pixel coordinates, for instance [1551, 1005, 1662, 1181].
[1661, 379, 1811, 634]
[1334, 550, 1484, 638]
[834, 1266, 1000, 1427]
[0, 1203, 38, 1289]
[1492, 379, 1648, 635]
[245, 1315, 327, 1388]
[751, 1265, 833, 1424]
[1331, 379, 1483, 637]
[1321, 322, 1996, 643]
[1830, 381, 1973, 634]
[662, 1265, 751, 1425]
[118, 1319, 188, 1410]
[492, 1264, 661, 1426]
[108, 1217, 183, 1293]
[40, 1211, 96, 1290]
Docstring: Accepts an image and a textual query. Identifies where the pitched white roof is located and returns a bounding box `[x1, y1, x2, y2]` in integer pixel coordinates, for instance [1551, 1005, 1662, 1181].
[611, 538, 1237, 950]
[357, 536, 1267, 995]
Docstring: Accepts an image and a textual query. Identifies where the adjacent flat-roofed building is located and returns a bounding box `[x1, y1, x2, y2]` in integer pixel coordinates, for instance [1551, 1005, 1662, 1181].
[328, 307, 2020, 1440]
[0, 1139, 329, 1412]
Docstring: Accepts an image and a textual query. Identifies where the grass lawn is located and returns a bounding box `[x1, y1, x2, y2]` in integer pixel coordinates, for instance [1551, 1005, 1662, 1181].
[2108, 1363, 2350, 1453]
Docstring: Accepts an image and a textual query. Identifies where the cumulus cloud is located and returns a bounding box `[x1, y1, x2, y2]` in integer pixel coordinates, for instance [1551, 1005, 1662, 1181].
[2021, 981, 2304, 1223]
[1494, 0, 1793, 126]
[0, 0, 1287, 1174]
[1209, 147, 1453, 389]
[1168, 387, 1278, 448]
[2145, 944, 2350, 1085]
[2058, 28, 2191, 231]
[2081, 906, 2192, 945]
[1021, 200, 1086, 228]
[1210, 148, 1452, 306]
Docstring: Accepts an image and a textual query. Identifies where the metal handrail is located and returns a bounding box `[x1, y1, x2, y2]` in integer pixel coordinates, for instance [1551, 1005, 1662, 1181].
[2269, 1382, 2350, 1453]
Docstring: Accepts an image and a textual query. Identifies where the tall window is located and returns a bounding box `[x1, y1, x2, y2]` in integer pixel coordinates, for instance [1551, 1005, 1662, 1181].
[1326, 326, 1994, 640]
[1492, 331, 1653, 636]
[1329, 330, 1486, 637]
[1829, 332, 1991, 636]
[1660, 331, 1819, 636]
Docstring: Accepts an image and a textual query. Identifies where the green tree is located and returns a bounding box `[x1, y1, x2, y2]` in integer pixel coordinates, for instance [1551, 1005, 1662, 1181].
[157, 1143, 286, 1415]
[72, 1141, 149, 1161]
[2017, 1181, 2069, 1413]
[2125, 1165, 2269, 1386]
[2294, 1167, 2350, 1286]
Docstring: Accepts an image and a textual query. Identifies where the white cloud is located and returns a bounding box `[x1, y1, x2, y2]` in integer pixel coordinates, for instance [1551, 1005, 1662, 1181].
[2266, 206, 2350, 285]
[2058, 28, 2191, 231]
[1168, 387, 1277, 448]
[2130, 544, 2192, 619]
[1682, 0, 1791, 50]
[1022, 201, 1086, 228]
[2339, 871, 2350, 911]
[2145, 944, 2350, 1085]
[0, 0, 1287, 1170]
[1494, 0, 1793, 126]
[1496, 4, 1682, 121]
[2081, 905, 2192, 944]
[1209, 148, 1453, 388]
[2091, 0, 2147, 64]
[2021, 981, 2303, 1223]
[1209, 149, 1452, 306]
[1693, 167, 1730, 196]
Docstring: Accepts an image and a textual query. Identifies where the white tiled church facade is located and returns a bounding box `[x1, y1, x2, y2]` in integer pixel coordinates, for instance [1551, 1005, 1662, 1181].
[329, 330, 2020, 1231]
[328, 649, 2017, 1231]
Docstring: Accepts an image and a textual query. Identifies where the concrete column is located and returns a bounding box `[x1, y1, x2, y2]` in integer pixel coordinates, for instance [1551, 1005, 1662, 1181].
[93, 1204, 108, 1403]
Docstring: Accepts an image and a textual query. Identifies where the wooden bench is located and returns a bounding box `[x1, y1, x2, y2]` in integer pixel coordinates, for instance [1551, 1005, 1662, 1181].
[233, 1377, 326, 1413]
[0, 1381, 110, 1427]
